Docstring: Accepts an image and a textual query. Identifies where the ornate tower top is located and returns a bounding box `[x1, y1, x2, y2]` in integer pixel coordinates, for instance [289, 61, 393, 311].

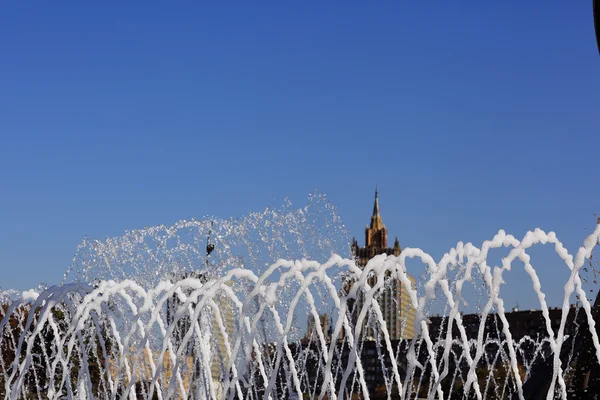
[393, 237, 401, 256]
[370, 186, 383, 231]
[365, 187, 387, 249]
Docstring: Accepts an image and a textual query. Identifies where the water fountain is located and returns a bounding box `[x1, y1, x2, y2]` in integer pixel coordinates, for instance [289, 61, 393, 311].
[1, 195, 600, 399]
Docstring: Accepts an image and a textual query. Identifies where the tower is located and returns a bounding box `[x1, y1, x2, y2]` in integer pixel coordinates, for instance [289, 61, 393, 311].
[365, 187, 387, 250]
[352, 188, 402, 266]
[349, 188, 415, 341]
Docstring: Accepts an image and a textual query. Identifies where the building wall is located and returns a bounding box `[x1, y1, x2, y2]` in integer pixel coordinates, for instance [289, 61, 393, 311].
[355, 271, 416, 341]
[306, 313, 329, 339]
[108, 290, 236, 398]
[159, 276, 236, 396]
[210, 290, 236, 385]
[427, 305, 583, 343]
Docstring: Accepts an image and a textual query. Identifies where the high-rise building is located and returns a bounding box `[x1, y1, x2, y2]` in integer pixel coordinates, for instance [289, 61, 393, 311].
[349, 188, 416, 340]
[305, 313, 330, 341]
[164, 271, 236, 396]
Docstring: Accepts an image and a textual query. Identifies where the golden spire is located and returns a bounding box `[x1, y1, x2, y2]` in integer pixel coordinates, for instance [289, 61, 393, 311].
[373, 185, 380, 218]
[365, 186, 388, 248]
[370, 186, 383, 230]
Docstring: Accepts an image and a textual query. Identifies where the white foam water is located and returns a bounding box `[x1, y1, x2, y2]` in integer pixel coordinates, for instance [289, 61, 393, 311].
[1, 224, 599, 399]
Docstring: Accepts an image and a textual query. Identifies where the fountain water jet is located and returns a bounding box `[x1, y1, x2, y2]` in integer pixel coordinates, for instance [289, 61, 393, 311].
[2, 199, 600, 399]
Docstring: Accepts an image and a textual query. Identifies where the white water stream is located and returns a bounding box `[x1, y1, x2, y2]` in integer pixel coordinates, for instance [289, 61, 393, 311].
[1, 224, 599, 399]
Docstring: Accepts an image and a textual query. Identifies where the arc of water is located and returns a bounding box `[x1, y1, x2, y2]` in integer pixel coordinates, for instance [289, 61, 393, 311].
[88, 309, 115, 396]
[158, 283, 212, 399]
[274, 257, 359, 400]
[218, 256, 356, 400]
[547, 224, 600, 399]
[142, 281, 205, 400]
[427, 246, 486, 400]
[363, 258, 407, 396]
[218, 283, 270, 398]
[281, 257, 361, 400]
[457, 232, 521, 398]
[8, 284, 91, 399]
[337, 255, 408, 399]
[61, 282, 154, 399]
[119, 283, 170, 400]
[116, 285, 170, 400]
[438, 229, 579, 400]
[243, 259, 338, 399]
[223, 261, 313, 399]
[43, 282, 127, 399]
[55, 280, 175, 399]
[5, 225, 600, 399]
[281, 264, 337, 398]
[396, 248, 448, 400]
[163, 275, 274, 400]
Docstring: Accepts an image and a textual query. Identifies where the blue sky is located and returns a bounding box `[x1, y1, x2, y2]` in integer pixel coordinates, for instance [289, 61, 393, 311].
[1, 2, 599, 310]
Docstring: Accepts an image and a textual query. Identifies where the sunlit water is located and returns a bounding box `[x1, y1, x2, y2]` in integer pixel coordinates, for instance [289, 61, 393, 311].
[1, 196, 600, 399]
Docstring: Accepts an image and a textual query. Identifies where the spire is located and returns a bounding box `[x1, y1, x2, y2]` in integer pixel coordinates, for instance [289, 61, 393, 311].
[393, 237, 401, 255]
[365, 186, 387, 249]
[372, 186, 380, 218]
[368, 186, 384, 232]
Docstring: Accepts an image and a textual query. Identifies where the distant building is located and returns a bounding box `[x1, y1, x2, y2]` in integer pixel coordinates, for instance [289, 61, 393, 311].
[427, 305, 583, 344]
[164, 270, 236, 397]
[306, 313, 330, 340]
[348, 188, 416, 341]
[292, 338, 410, 396]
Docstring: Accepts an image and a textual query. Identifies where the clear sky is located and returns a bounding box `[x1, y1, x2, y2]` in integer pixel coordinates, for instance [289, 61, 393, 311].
[1, 2, 599, 310]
